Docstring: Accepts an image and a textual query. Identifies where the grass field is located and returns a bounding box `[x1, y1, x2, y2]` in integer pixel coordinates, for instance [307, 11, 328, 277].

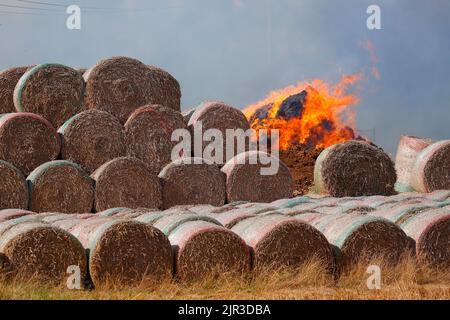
[1, 256, 449, 300]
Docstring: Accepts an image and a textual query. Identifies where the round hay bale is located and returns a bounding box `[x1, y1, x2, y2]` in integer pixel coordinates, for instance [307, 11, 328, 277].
[186, 204, 217, 215]
[0, 66, 33, 114]
[135, 211, 164, 225]
[70, 219, 172, 286]
[147, 65, 181, 112]
[0, 221, 87, 283]
[161, 218, 250, 280]
[91, 157, 162, 212]
[27, 160, 94, 213]
[221, 151, 293, 203]
[231, 215, 334, 270]
[314, 140, 396, 197]
[113, 208, 157, 219]
[153, 212, 222, 235]
[59, 110, 126, 173]
[425, 190, 450, 202]
[0, 160, 29, 210]
[188, 101, 250, 164]
[84, 57, 180, 124]
[0, 209, 34, 223]
[370, 203, 435, 225]
[0, 113, 60, 175]
[159, 157, 226, 209]
[97, 207, 129, 217]
[14, 64, 84, 128]
[125, 105, 188, 175]
[77, 68, 87, 75]
[410, 140, 450, 193]
[294, 212, 324, 224]
[182, 107, 197, 123]
[394, 135, 434, 192]
[310, 214, 411, 271]
[400, 209, 449, 268]
[270, 196, 311, 209]
[215, 211, 257, 228]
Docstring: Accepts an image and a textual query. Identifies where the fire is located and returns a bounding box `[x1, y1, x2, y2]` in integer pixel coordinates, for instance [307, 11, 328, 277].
[243, 73, 362, 150]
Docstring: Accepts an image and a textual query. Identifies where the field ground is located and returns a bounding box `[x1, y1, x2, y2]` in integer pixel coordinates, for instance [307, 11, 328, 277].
[1, 257, 449, 300]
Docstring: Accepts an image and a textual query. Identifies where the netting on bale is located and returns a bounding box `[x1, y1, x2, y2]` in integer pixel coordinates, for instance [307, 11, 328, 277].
[0, 209, 34, 223]
[370, 203, 435, 225]
[146, 65, 181, 112]
[215, 210, 257, 228]
[0, 66, 34, 114]
[221, 151, 293, 203]
[314, 140, 396, 197]
[0, 160, 29, 210]
[59, 110, 126, 173]
[125, 104, 188, 175]
[91, 157, 162, 212]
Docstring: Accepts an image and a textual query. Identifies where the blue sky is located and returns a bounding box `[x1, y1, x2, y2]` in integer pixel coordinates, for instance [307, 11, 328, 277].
[1, 0, 449, 154]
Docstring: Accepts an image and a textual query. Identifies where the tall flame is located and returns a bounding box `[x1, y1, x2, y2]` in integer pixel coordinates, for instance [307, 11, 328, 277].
[243, 73, 362, 150]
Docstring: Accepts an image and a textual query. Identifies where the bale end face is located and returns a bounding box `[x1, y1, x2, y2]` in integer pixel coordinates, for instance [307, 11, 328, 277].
[0, 160, 29, 210]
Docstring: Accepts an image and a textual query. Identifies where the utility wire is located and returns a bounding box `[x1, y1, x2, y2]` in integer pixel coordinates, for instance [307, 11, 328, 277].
[0, 3, 62, 11]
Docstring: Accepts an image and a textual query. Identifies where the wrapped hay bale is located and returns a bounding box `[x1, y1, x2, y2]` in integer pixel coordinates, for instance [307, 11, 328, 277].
[27, 160, 94, 213]
[410, 140, 450, 193]
[424, 190, 450, 202]
[270, 196, 311, 209]
[221, 151, 293, 203]
[188, 101, 250, 164]
[0, 66, 33, 114]
[294, 212, 324, 224]
[0, 160, 29, 210]
[97, 207, 129, 217]
[59, 110, 126, 173]
[182, 107, 197, 123]
[0, 113, 60, 175]
[91, 157, 162, 212]
[394, 135, 433, 192]
[186, 204, 217, 215]
[215, 210, 257, 228]
[0, 209, 34, 223]
[14, 64, 84, 128]
[147, 65, 181, 112]
[400, 209, 450, 268]
[68, 218, 172, 287]
[0, 220, 86, 283]
[314, 140, 396, 197]
[231, 215, 334, 270]
[84, 57, 180, 124]
[150, 213, 250, 280]
[159, 157, 226, 209]
[370, 203, 436, 225]
[135, 211, 164, 225]
[125, 105, 188, 175]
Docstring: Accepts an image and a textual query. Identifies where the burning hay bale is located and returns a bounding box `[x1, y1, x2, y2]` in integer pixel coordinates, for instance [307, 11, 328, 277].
[27, 160, 94, 213]
[314, 140, 396, 197]
[0, 160, 29, 210]
[84, 57, 180, 123]
[59, 110, 126, 173]
[0, 66, 33, 114]
[0, 209, 35, 223]
[67, 218, 172, 287]
[13, 64, 85, 128]
[188, 101, 250, 164]
[125, 104, 187, 175]
[147, 65, 181, 112]
[91, 157, 162, 212]
[0, 220, 87, 283]
[0, 113, 60, 175]
[158, 158, 226, 209]
[399, 209, 450, 268]
[410, 140, 450, 193]
[394, 135, 433, 192]
[221, 151, 293, 203]
[231, 214, 334, 271]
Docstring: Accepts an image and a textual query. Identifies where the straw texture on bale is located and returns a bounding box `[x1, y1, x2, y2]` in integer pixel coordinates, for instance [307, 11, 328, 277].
[159, 157, 226, 209]
[182, 107, 197, 123]
[125, 104, 187, 175]
[84, 57, 180, 123]
[0, 113, 60, 175]
[0, 209, 34, 223]
[400, 209, 450, 268]
[314, 140, 396, 197]
[27, 160, 94, 213]
[0, 66, 33, 114]
[147, 65, 181, 112]
[0, 221, 86, 283]
[0, 160, 29, 210]
[14, 64, 84, 128]
[221, 151, 293, 203]
[232, 215, 334, 270]
[394, 135, 433, 192]
[91, 157, 162, 212]
[188, 101, 250, 164]
[59, 110, 126, 173]
[410, 140, 450, 193]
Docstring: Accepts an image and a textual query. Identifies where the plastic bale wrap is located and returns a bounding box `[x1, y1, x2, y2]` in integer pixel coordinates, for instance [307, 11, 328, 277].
[0, 160, 29, 210]
[424, 190, 450, 202]
[370, 203, 436, 225]
[0, 209, 35, 223]
[270, 196, 311, 209]
[0, 66, 33, 114]
[215, 210, 257, 228]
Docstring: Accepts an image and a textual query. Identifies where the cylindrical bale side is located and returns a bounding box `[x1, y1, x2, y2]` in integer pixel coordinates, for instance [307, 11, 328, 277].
[185, 204, 217, 215]
[0, 66, 34, 114]
[0, 113, 60, 175]
[394, 135, 433, 192]
[0, 160, 29, 210]
[27, 160, 94, 213]
[270, 196, 311, 209]
[0, 209, 35, 223]
[370, 203, 435, 225]
[277, 208, 318, 216]
[91, 157, 162, 212]
[146, 65, 181, 113]
[215, 210, 257, 228]
[134, 212, 164, 225]
[209, 201, 249, 214]
[314, 140, 396, 197]
[97, 207, 129, 217]
[159, 157, 226, 209]
[424, 190, 450, 202]
[152, 212, 222, 235]
[294, 212, 325, 224]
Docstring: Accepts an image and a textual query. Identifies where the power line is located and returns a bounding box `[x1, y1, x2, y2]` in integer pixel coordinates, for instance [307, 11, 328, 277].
[0, 3, 62, 11]
[13, 0, 182, 11]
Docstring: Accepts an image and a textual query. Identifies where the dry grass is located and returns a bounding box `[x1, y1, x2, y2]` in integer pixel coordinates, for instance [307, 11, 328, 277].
[0, 256, 449, 300]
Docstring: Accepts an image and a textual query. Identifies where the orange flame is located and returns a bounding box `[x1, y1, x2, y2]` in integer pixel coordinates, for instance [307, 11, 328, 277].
[244, 73, 362, 150]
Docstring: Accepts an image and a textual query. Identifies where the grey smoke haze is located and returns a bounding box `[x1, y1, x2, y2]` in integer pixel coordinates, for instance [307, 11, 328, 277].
[0, 0, 449, 155]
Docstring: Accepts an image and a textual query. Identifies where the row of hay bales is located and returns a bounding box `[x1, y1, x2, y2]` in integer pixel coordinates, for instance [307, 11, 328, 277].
[0, 190, 448, 287]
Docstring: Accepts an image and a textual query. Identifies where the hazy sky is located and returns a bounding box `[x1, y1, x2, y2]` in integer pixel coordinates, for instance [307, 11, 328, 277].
[1, 0, 449, 154]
